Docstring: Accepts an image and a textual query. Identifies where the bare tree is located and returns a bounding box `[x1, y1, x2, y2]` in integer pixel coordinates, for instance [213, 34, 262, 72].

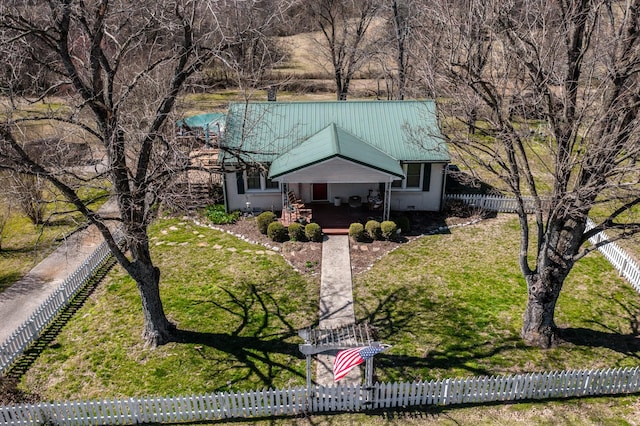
[10, 173, 46, 225]
[0, 0, 217, 346]
[0, 188, 8, 251]
[419, 0, 640, 347]
[207, 0, 290, 93]
[304, 0, 380, 100]
[374, 0, 423, 100]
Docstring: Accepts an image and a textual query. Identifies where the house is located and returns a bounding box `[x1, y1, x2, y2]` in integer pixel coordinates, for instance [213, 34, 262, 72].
[218, 100, 450, 223]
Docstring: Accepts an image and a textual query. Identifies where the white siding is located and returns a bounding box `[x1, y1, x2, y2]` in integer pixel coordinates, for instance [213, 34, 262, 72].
[224, 172, 281, 212]
[391, 163, 445, 211]
[225, 163, 446, 213]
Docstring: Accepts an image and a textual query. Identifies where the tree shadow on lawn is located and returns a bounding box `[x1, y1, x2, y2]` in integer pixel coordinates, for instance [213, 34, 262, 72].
[173, 328, 306, 391]
[9, 275, 312, 393]
[357, 287, 418, 338]
[559, 328, 640, 360]
[173, 282, 314, 390]
[356, 286, 525, 380]
[559, 293, 640, 359]
[374, 338, 524, 382]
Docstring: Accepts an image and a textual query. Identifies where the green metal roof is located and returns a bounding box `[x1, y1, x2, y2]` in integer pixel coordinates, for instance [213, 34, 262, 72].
[269, 123, 404, 179]
[220, 100, 449, 166]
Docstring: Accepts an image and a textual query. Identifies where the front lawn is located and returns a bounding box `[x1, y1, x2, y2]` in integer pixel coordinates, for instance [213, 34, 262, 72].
[18, 214, 640, 401]
[21, 218, 318, 400]
[354, 215, 640, 382]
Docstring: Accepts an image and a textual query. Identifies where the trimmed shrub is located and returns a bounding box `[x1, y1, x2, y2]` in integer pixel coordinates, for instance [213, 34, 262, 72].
[348, 223, 365, 241]
[205, 204, 240, 225]
[305, 222, 323, 242]
[257, 211, 277, 234]
[381, 221, 398, 241]
[288, 222, 306, 242]
[267, 221, 288, 242]
[365, 220, 381, 240]
[394, 216, 411, 234]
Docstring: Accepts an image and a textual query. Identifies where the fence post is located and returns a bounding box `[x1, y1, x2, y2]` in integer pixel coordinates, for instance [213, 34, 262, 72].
[620, 258, 627, 277]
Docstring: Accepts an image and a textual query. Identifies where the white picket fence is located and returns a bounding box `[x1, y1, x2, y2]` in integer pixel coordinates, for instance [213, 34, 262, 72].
[447, 195, 640, 295]
[1, 366, 639, 425]
[446, 193, 543, 213]
[585, 218, 640, 294]
[0, 231, 124, 377]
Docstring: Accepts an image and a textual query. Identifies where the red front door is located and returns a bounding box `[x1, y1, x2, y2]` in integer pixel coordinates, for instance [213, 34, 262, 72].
[312, 183, 328, 201]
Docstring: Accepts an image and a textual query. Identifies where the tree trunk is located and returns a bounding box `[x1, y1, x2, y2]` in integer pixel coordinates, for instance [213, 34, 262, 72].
[126, 232, 175, 347]
[520, 214, 586, 348]
[521, 273, 561, 348]
[130, 259, 175, 346]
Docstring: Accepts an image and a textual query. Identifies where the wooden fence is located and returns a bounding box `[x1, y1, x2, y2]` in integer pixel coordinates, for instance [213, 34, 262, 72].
[1, 366, 639, 425]
[446, 195, 640, 295]
[0, 231, 124, 377]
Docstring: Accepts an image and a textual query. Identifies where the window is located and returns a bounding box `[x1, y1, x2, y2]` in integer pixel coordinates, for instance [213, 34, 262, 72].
[392, 163, 423, 190]
[244, 167, 279, 191]
[246, 168, 261, 190]
[265, 175, 279, 190]
[406, 163, 422, 188]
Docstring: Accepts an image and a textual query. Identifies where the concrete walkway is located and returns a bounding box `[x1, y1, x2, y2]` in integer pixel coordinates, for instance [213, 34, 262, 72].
[0, 199, 119, 344]
[315, 235, 360, 386]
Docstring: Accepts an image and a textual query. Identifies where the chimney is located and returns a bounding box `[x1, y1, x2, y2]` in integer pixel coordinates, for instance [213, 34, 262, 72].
[267, 86, 277, 102]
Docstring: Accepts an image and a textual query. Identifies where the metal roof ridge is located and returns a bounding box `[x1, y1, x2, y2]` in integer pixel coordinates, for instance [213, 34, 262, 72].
[331, 124, 401, 162]
[330, 123, 341, 155]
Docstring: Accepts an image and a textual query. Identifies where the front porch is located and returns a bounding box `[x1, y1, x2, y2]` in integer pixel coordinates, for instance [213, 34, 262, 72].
[281, 202, 385, 235]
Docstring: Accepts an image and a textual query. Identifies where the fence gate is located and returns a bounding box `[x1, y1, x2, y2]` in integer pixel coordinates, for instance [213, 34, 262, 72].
[298, 323, 381, 388]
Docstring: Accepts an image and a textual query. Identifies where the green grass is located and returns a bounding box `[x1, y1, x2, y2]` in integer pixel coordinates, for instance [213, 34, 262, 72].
[21, 217, 318, 400]
[0, 186, 109, 294]
[19, 215, 640, 404]
[354, 216, 640, 382]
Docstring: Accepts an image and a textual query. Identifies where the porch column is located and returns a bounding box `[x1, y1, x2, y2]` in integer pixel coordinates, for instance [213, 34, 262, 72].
[282, 182, 288, 210]
[383, 181, 391, 221]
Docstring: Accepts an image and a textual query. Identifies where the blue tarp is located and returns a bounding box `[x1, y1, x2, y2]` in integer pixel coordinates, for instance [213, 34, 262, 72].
[178, 113, 225, 129]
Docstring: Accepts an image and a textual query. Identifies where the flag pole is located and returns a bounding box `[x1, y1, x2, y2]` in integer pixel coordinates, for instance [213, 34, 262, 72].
[365, 357, 373, 387]
[306, 354, 312, 389]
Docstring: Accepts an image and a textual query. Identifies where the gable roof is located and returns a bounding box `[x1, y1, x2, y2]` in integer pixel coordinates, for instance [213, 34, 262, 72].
[219, 100, 449, 167]
[269, 123, 404, 179]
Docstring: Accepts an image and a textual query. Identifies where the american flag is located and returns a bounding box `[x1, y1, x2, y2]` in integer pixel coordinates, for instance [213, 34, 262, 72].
[333, 345, 389, 382]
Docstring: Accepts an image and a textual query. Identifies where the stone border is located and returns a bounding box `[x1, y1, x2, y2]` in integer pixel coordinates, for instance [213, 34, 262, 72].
[188, 215, 484, 276]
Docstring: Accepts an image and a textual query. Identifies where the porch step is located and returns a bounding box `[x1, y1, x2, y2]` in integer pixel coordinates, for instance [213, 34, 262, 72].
[322, 227, 349, 235]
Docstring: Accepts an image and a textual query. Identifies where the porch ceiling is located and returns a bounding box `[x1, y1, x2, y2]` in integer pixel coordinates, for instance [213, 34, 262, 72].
[269, 123, 404, 182]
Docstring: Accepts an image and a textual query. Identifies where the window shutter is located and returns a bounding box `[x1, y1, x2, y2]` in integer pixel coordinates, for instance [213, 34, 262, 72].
[236, 172, 245, 194]
[422, 164, 432, 192]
